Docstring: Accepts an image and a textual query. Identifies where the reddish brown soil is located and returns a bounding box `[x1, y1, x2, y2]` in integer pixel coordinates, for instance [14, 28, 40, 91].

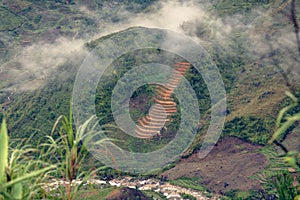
[162, 137, 268, 195]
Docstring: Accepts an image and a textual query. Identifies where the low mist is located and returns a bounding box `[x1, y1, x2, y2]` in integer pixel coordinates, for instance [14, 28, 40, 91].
[0, 0, 299, 93]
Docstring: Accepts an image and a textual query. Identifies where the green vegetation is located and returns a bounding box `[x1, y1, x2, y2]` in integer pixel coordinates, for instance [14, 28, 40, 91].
[39, 106, 120, 200]
[219, 91, 300, 199]
[222, 189, 273, 200]
[268, 92, 300, 200]
[0, 7, 22, 31]
[0, 119, 55, 200]
[0, 113, 152, 199]
[0, 19, 254, 171]
[123, 0, 158, 12]
[223, 115, 274, 145]
[169, 177, 209, 193]
[0, 0, 299, 199]
[6, 62, 77, 141]
[76, 186, 116, 200]
[273, 172, 300, 200]
[142, 190, 167, 200]
[94, 48, 203, 153]
[180, 193, 196, 200]
[1, 108, 166, 199]
[213, 0, 271, 16]
[41, 109, 92, 199]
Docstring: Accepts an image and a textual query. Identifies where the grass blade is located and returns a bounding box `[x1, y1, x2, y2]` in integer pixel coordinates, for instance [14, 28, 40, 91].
[12, 183, 22, 200]
[2, 165, 56, 188]
[0, 119, 8, 184]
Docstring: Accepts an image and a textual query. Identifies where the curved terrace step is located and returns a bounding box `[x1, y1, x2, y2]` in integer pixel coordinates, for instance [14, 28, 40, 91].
[142, 116, 170, 124]
[136, 124, 162, 132]
[150, 107, 177, 113]
[134, 62, 190, 139]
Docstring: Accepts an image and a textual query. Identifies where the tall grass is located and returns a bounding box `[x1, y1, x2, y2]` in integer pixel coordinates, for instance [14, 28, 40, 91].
[269, 91, 300, 200]
[0, 119, 55, 200]
[273, 172, 300, 200]
[1, 101, 120, 200]
[40, 106, 111, 200]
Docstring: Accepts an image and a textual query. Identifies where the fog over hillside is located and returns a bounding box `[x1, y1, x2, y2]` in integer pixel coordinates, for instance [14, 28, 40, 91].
[0, 0, 299, 93]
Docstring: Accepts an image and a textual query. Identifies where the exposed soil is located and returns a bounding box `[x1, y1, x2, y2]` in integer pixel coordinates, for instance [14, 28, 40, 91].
[162, 137, 268, 195]
[283, 127, 300, 152]
[130, 93, 152, 120]
[105, 187, 148, 200]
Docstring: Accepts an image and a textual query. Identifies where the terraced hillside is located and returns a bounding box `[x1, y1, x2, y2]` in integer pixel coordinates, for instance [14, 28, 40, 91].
[135, 62, 190, 139]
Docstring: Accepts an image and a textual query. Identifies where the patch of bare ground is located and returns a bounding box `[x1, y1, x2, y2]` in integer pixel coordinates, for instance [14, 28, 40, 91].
[162, 137, 267, 195]
[79, 189, 100, 199]
[282, 126, 300, 152]
[130, 93, 152, 120]
[105, 187, 148, 200]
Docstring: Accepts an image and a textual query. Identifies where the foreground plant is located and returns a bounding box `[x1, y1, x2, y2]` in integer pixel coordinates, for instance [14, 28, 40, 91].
[0, 119, 55, 200]
[273, 172, 300, 200]
[269, 91, 300, 200]
[41, 106, 111, 200]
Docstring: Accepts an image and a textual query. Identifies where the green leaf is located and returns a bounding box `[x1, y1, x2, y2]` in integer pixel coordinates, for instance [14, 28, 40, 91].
[12, 183, 23, 200]
[51, 115, 63, 136]
[0, 119, 8, 184]
[2, 165, 56, 188]
[276, 91, 298, 128]
[285, 91, 298, 103]
[276, 103, 296, 128]
[68, 102, 74, 145]
[269, 113, 300, 144]
[284, 156, 297, 169]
